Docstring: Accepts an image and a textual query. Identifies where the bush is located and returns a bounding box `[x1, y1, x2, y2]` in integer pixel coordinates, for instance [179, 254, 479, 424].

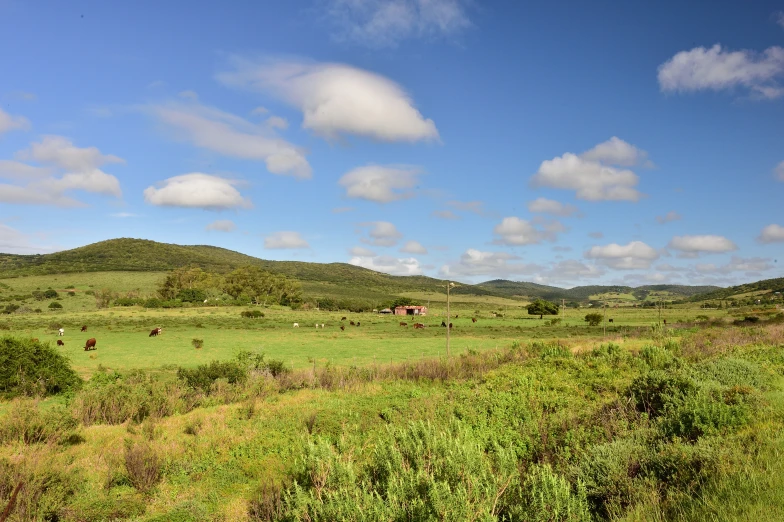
[695, 358, 766, 389]
[0, 337, 82, 398]
[191, 338, 204, 349]
[241, 310, 265, 319]
[0, 399, 80, 445]
[67, 291, 76, 297]
[628, 370, 697, 418]
[519, 464, 591, 522]
[585, 313, 603, 326]
[48, 302, 63, 310]
[177, 288, 207, 303]
[2, 304, 20, 314]
[579, 439, 648, 518]
[124, 442, 161, 492]
[43, 289, 58, 299]
[143, 297, 162, 308]
[177, 361, 247, 393]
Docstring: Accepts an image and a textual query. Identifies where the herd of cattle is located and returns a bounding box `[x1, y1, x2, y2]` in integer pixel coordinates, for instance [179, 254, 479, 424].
[42, 325, 164, 351]
[292, 317, 480, 329]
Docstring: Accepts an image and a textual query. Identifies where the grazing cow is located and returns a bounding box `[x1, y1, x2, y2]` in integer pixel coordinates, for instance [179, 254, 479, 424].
[441, 321, 447, 327]
[81, 325, 87, 332]
[608, 319, 614, 323]
[321, 324, 325, 329]
[399, 322, 407, 327]
[472, 317, 477, 323]
[413, 323, 425, 329]
[84, 338, 97, 351]
[350, 321, 355, 326]
[315, 323, 319, 328]
[58, 328, 64, 336]
[340, 325, 345, 331]
[149, 327, 161, 337]
[57, 340, 64, 346]
[293, 323, 299, 328]
[663, 319, 667, 325]
[356, 322, 360, 327]
[341, 317, 346, 321]
[449, 323, 453, 328]
[455, 315, 458, 319]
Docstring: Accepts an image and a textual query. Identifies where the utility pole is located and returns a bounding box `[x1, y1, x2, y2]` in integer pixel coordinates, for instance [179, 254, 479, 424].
[603, 301, 607, 337]
[562, 299, 565, 323]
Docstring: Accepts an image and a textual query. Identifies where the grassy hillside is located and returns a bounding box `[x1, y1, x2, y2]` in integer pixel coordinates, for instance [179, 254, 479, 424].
[478, 280, 722, 302]
[689, 277, 784, 302]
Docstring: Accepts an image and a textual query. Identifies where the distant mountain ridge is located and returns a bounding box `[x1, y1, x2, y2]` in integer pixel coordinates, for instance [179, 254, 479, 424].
[0, 238, 728, 301]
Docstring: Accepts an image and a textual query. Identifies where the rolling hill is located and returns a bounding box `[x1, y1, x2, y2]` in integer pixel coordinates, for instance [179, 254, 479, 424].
[687, 277, 784, 302]
[0, 238, 730, 303]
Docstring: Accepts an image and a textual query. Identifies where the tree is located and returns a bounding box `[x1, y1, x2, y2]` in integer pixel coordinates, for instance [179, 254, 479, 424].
[43, 289, 59, 299]
[527, 299, 559, 319]
[585, 313, 603, 326]
[48, 302, 63, 310]
[95, 288, 114, 309]
[157, 266, 215, 300]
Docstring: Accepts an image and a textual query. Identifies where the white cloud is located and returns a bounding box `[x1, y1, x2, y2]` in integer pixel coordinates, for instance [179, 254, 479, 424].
[758, 223, 784, 243]
[206, 219, 236, 232]
[658, 44, 784, 99]
[774, 161, 784, 181]
[400, 240, 427, 254]
[492, 216, 564, 246]
[338, 164, 421, 203]
[265, 116, 288, 130]
[178, 90, 199, 100]
[0, 108, 30, 135]
[265, 231, 309, 249]
[324, 0, 471, 48]
[531, 137, 647, 201]
[527, 197, 578, 217]
[217, 57, 439, 142]
[656, 211, 681, 224]
[432, 210, 459, 220]
[144, 173, 250, 210]
[0, 136, 123, 206]
[668, 235, 737, 255]
[360, 221, 403, 246]
[0, 160, 51, 180]
[0, 223, 58, 254]
[349, 246, 376, 256]
[585, 241, 660, 270]
[149, 101, 311, 178]
[581, 136, 652, 167]
[440, 249, 542, 279]
[349, 254, 423, 276]
[695, 256, 773, 274]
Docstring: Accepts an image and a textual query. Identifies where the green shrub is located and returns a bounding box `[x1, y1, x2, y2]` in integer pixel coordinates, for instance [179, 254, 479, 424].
[124, 442, 161, 492]
[2, 303, 20, 314]
[177, 360, 247, 393]
[519, 464, 591, 522]
[191, 338, 204, 349]
[659, 387, 753, 441]
[695, 358, 767, 389]
[628, 370, 697, 418]
[0, 399, 80, 445]
[241, 310, 265, 319]
[640, 345, 678, 370]
[579, 439, 649, 518]
[48, 301, 63, 310]
[43, 289, 58, 299]
[0, 336, 82, 398]
[585, 313, 603, 326]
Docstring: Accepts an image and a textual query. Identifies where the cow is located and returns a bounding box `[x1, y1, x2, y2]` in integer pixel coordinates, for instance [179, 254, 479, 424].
[321, 324, 325, 329]
[81, 325, 87, 332]
[356, 322, 360, 327]
[663, 319, 667, 325]
[341, 317, 347, 321]
[413, 323, 425, 329]
[350, 321, 355, 326]
[293, 323, 299, 328]
[608, 319, 614, 323]
[449, 323, 453, 328]
[472, 317, 477, 323]
[57, 340, 64, 346]
[58, 328, 64, 336]
[455, 315, 458, 319]
[340, 325, 345, 331]
[441, 321, 447, 327]
[84, 338, 96, 351]
[399, 322, 407, 327]
[315, 323, 319, 328]
[149, 328, 161, 337]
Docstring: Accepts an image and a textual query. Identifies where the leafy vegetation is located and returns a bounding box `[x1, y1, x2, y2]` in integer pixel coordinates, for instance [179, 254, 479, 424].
[527, 299, 559, 318]
[0, 337, 82, 398]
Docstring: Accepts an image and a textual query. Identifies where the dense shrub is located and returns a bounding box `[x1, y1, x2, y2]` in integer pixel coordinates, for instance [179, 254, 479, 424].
[0, 456, 80, 521]
[0, 336, 82, 398]
[579, 439, 648, 518]
[71, 370, 196, 425]
[0, 399, 80, 445]
[177, 360, 247, 393]
[43, 289, 59, 299]
[48, 301, 63, 310]
[241, 310, 265, 319]
[585, 313, 603, 326]
[695, 358, 767, 389]
[177, 288, 207, 303]
[628, 370, 697, 418]
[124, 442, 161, 492]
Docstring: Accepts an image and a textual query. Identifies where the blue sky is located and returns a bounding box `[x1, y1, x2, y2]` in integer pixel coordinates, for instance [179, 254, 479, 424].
[1, 0, 783, 288]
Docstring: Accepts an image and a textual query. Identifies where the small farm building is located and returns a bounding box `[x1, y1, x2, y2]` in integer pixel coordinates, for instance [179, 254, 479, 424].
[394, 305, 428, 316]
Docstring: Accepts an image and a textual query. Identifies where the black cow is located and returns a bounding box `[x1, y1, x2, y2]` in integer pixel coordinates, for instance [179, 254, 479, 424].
[441, 321, 447, 327]
[608, 319, 614, 323]
[57, 339, 64, 346]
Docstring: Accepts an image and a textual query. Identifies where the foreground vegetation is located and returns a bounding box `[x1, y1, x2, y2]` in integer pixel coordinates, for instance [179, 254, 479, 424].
[1, 319, 784, 520]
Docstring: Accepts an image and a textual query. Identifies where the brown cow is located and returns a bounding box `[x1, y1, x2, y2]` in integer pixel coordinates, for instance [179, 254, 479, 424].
[341, 317, 347, 321]
[149, 327, 161, 337]
[81, 325, 87, 332]
[340, 325, 345, 331]
[399, 322, 407, 327]
[350, 321, 355, 326]
[472, 317, 477, 323]
[413, 323, 425, 329]
[57, 340, 64, 346]
[449, 323, 453, 328]
[84, 338, 97, 351]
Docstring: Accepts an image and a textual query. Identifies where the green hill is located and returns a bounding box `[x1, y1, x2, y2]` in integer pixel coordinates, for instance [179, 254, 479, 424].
[0, 238, 502, 299]
[688, 277, 784, 302]
[477, 280, 722, 302]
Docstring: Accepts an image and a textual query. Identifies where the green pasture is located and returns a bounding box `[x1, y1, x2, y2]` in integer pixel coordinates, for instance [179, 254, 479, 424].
[1, 302, 732, 376]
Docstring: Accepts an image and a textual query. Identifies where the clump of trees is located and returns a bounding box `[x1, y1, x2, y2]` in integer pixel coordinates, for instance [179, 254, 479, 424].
[527, 299, 559, 319]
[585, 313, 603, 326]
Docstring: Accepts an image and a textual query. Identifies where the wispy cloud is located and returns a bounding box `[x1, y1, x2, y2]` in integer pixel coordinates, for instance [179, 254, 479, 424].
[338, 164, 422, 203]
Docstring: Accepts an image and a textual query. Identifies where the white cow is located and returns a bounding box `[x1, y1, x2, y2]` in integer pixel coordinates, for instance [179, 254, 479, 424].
[321, 324, 325, 329]
[293, 323, 299, 328]
[58, 328, 64, 336]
